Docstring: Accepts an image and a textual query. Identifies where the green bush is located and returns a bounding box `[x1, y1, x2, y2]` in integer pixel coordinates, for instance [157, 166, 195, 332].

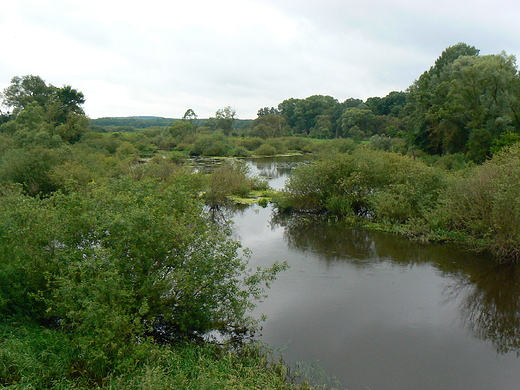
[191, 133, 233, 156]
[254, 143, 278, 156]
[204, 160, 264, 205]
[232, 146, 252, 157]
[442, 144, 520, 261]
[237, 137, 263, 151]
[283, 147, 447, 222]
[0, 177, 285, 377]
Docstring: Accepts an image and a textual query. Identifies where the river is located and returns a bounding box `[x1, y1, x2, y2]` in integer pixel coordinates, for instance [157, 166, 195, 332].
[231, 157, 520, 390]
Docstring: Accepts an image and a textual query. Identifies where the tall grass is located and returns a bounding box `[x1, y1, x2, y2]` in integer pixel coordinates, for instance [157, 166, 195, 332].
[1, 321, 325, 389]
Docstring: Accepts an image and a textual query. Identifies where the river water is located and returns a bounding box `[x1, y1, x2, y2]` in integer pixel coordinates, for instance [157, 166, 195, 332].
[231, 157, 520, 390]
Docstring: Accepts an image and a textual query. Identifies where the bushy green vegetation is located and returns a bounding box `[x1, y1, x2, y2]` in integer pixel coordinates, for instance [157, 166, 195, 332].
[3, 40, 520, 384]
[277, 144, 520, 264]
[0, 322, 302, 389]
[440, 144, 520, 261]
[204, 160, 268, 207]
[281, 147, 447, 220]
[87, 42, 520, 165]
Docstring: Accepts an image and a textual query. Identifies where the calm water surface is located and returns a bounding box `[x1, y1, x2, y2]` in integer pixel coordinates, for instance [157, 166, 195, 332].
[231, 158, 520, 390]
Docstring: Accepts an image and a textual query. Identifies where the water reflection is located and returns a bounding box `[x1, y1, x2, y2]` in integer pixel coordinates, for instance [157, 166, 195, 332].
[270, 210, 520, 356]
[246, 156, 310, 190]
[443, 264, 520, 355]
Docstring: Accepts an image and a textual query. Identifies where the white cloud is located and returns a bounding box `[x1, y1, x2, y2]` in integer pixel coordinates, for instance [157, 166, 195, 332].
[1, 0, 520, 118]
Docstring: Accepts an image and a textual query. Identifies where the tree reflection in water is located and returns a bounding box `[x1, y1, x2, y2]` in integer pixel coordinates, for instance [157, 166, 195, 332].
[443, 264, 520, 354]
[271, 210, 520, 355]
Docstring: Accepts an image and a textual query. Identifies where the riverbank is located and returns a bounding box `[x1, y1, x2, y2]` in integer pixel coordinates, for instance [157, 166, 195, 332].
[0, 320, 318, 389]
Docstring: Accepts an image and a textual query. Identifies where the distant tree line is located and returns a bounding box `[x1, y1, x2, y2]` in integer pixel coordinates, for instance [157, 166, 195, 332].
[255, 43, 520, 162]
[89, 43, 520, 163]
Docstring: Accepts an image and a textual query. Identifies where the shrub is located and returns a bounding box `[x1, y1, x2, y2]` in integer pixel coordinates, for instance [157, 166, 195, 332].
[237, 137, 263, 151]
[283, 147, 447, 222]
[232, 146, 252, 157]
[191, 132, 233, 156]
[254, 143, 277, 156]
[442, 144, 520, 262]
[205, 160, 257, 205]
[0, 177, 285, 376]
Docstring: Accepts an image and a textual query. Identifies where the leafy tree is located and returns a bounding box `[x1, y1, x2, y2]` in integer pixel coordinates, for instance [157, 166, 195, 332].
[406, 43, 520, 161]
[182, 108, 197, 121]
[169, 120, 196, 140]
[1, 75, 88, 144]
[367, 91, 407, 117]
[182, 108, 198, 132]
[215, 106, 237, 135]
[1, 75, 54, 115]
[406, 43, 480, 153]
[341, 97, 364, 109]
[257, 107, 279, 117]
[53, 85, 85, 124]
[278, 95, 340, 137]
[339, 106, 377, 139]
[250, 114, 288, 138]
[277, 98, 299, 128]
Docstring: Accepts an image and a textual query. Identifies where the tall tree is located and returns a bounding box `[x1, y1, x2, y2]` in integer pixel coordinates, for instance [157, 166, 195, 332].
[215, 106, 236, 135]
[406, 43, 480, 155]
[2, 75, 54, 114]
[250, 113, 288, 138]
[406, 45, 520, 161]
[2, 76, 85, 125]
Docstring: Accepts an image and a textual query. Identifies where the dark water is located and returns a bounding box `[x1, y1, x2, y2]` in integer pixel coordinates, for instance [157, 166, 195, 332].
[232, 158, 520, 390]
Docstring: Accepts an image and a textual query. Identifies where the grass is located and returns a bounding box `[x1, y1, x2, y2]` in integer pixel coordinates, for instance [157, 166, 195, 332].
[228, 190, 277, 206]
[0, 321, 333, 390]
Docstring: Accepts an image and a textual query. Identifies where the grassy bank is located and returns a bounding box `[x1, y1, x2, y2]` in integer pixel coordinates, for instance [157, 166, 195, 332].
[1, 321, 320, 390]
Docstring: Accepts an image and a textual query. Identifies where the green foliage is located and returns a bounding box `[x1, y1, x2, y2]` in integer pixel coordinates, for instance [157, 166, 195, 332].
[254, 143, 278, 156]
[2, 75, 86, 128]
[250, 113, 289, 138]
[214, 106, 237, 135]
[278, 95, 341, 137]
[490, 131, 520, 155]
[283, 148, 447, 223]
[0, 146, 66, 195]
[191, 132, 234, 156]
[441, 144, 520, 262]
[205, 160, 265, 205]
[2, 75, 55, 114]
[0, 321, 316, 389]
[0, 178, 285, 377]
[406, 45, 520, 161]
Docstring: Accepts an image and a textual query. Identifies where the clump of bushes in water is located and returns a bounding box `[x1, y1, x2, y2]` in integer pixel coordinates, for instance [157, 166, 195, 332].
[277, 144, 520, 264]
[204, 159, 269, 207]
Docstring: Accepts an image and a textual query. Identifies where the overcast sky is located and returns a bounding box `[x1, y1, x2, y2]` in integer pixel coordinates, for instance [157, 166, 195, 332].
[1, 0, 519, 119]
